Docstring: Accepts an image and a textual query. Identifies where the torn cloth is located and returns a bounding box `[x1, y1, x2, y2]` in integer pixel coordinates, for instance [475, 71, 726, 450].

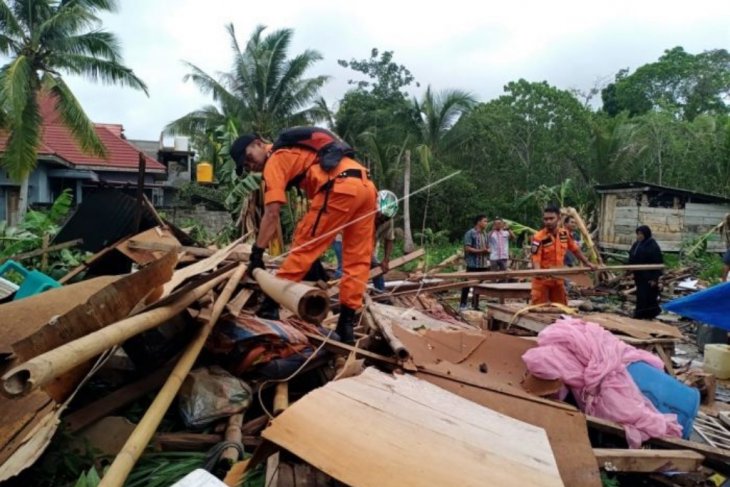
[522, 317, 683, 448]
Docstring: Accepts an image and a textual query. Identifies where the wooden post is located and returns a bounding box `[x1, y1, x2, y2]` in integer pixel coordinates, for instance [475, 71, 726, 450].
[98, 263, 247, 487]
[252, 269, 329, 323]
[40, 234, 49, 272]
[2, 270, 234, 397]
[134, 152, 146, 233]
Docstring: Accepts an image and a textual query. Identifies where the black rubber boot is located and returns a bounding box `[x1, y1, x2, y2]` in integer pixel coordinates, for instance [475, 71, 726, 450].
[336, 306, 357, 345]
[256, 295, 280, 321]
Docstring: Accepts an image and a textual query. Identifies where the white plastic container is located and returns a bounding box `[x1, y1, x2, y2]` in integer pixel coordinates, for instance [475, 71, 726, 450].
[704, 344, 730, 379]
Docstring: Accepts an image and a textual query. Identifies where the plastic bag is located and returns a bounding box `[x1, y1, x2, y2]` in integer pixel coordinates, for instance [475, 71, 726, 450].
[179, 366, 253, 429]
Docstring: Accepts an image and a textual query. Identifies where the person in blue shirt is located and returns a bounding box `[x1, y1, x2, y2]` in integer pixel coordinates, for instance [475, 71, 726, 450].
[460, 214, 490, 310]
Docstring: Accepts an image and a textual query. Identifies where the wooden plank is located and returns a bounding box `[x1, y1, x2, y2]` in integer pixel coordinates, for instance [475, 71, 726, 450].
[328, 248, 426, 296]
[593, 448, 703, 472]
[587, 415, 730, 467]
[433, 265, 664, 280]
[301, 331, 399, 366]
[262, 368, 565, 487]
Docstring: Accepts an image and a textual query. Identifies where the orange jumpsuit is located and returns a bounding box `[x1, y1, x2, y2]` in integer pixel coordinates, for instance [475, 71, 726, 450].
[530, 228, 580, 305]
[263, 145, 377, 310]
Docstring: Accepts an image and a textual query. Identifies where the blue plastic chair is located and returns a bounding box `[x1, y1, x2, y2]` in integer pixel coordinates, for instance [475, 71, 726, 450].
[0, 259, 61, 300]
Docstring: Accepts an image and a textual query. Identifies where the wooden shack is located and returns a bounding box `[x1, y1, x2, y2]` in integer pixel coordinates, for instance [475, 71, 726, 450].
[596, 182, 730, 252]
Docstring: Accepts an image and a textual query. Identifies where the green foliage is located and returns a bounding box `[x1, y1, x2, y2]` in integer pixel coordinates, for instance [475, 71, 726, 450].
[0, 190, 88, 278]
[73, 467, 101, 487]
[602, 46, 730, 120]
[601, 472, 620, 487]
[125, 452, 205, 487]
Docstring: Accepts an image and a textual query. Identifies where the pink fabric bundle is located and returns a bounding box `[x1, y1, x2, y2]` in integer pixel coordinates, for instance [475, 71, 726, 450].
[522, 316, 683, 447]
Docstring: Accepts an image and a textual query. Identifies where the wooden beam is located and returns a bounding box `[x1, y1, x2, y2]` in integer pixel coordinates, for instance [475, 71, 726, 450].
[587, 415, 730, 468]
[153, 432, 261, 451]
[371, 280, 480, 301]
[593, 448, 704, 473]
[328, 248, 426, 297]
[433, 264, 665, 280]
[301, 331, 399, 366]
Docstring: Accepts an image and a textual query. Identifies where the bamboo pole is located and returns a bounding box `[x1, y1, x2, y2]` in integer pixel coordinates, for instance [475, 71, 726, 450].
[432, 264, 665, 280]
[273, 382, 289, 416]
[562, 206, 603, 266]
[219, 413, 245, 466]
[367, 299, 410, 360]
[98, 263, 247, 487]
[252, 269, 329, 323]
[2, 269, 234, 397]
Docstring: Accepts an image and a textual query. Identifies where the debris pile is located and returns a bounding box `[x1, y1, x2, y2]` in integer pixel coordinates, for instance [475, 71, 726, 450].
[0, 214, 729, 487]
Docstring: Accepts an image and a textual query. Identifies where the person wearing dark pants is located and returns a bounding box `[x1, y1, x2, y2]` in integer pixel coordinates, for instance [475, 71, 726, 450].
[629, 225, 664, 319]
[460, 215, 490, 310]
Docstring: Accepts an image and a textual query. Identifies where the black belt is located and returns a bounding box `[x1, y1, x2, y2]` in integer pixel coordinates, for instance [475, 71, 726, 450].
[311, 169, 368, 237]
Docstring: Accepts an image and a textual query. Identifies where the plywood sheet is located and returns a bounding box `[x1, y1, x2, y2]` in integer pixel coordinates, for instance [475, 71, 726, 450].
[263, 368, 564, 487]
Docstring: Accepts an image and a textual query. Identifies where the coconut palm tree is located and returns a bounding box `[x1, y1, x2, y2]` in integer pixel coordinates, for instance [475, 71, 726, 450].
[403, 86, 476, 251]
[167, 24, 329, 145]
[0, 0, 148, 219]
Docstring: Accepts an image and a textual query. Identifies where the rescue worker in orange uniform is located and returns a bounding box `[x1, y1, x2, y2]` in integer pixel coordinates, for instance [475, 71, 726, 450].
[229, 132, 377, 344]
[531, 205, 595, 305]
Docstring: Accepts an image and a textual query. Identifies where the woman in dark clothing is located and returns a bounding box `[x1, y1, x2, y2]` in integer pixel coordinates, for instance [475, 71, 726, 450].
[628, 225, 664, 319]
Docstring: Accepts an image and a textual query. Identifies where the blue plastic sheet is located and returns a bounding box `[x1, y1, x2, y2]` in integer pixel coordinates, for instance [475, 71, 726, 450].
[663, 282, 730, 330]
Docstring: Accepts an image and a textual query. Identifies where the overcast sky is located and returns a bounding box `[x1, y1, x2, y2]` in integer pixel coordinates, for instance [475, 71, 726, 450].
[65, 0, 730, 141]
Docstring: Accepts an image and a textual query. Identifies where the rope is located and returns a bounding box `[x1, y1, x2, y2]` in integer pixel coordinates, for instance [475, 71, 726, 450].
[505, 302, 577, 331]
[203, 440, 244, 472]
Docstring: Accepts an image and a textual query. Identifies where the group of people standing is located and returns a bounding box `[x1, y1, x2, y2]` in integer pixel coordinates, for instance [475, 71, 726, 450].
[460, 206, 665, 320]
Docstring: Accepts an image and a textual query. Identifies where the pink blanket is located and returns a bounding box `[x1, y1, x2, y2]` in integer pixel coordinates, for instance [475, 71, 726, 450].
[522, 316, 683, 447]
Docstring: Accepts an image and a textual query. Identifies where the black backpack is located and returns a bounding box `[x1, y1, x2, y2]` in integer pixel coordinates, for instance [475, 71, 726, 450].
[272, 127, 355, 172]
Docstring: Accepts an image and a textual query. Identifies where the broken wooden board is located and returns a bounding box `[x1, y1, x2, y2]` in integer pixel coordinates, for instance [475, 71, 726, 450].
[0, 251, 177, 480]
[162, 239, 245, 297]
[433, 264, 665, 280]
[117, 227, 181, 265]
[593, 448, 703, 473]
[390, 326, 600, 487]
[262, 368, 564, 487]
[488, 303, 682, 341]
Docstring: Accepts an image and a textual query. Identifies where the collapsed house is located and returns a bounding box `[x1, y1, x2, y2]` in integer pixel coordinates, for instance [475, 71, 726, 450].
[0, 198, 729, 487]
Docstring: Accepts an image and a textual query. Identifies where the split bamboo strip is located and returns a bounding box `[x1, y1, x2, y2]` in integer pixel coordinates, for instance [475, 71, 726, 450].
[433, 264, 664, 280]
[562, 207, 603, 266]
[98, 263, 247, 487]
[253, 269, 329, 323]
[2, 270, 234, 397]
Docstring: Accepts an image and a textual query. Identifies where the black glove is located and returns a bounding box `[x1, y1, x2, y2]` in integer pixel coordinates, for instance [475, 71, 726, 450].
[247, 244, 266, 277]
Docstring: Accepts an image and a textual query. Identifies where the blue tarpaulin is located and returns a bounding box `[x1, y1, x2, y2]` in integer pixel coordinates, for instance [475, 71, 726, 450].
[663, 282, 730, 330]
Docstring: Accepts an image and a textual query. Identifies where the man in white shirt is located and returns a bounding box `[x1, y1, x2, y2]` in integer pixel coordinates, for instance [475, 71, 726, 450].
[488, 217, 515, 271]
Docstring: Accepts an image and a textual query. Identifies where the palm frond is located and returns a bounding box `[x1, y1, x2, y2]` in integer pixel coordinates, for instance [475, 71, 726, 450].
[1, 92, 41, 179]
[52, 31, 121, 61]
[43, 76, 107, 157]
[0, 2, 23, 40]
[49, 53, 148, 94]
[37, 4, 99, 44]
[60, 0, 118, 13]
[1, 55, 34, 121]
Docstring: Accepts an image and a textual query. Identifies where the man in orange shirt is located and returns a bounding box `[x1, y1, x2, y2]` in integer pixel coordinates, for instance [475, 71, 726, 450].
[531, 205, 595, 305]
[229, 131, 377, 344]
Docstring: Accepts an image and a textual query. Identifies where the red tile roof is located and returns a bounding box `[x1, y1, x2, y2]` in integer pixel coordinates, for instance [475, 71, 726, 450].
[0, 95, 166, 172]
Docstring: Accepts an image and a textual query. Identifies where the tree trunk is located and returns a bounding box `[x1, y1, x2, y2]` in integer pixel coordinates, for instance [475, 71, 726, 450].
[403, 149, 415, 253]
[16, 174, 30, 223]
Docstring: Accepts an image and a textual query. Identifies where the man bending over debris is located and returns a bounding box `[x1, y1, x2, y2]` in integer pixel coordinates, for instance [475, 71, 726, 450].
[230, 128, 377, 344]
[531, 205, 595, 305]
